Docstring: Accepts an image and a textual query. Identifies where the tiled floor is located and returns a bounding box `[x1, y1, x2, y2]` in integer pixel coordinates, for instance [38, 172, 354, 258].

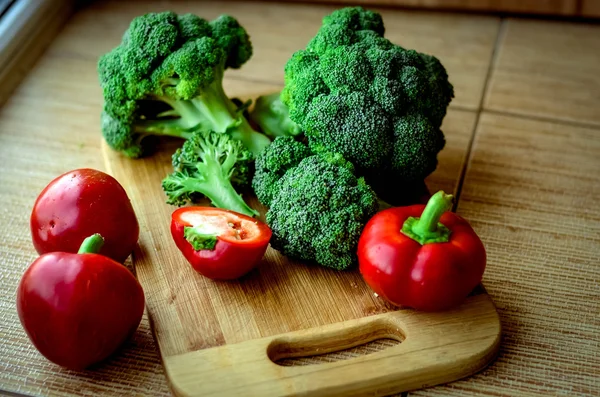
[485, 19, 600, 125]
[0, 1, 598, 396]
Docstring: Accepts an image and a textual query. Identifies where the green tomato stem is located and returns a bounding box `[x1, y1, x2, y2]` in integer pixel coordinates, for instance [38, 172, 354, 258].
[401, 191, 453, 245]
[77, 234, 105, 254]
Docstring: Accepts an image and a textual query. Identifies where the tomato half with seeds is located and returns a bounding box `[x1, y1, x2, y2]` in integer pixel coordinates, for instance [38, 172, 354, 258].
[170, 207, 272, 280]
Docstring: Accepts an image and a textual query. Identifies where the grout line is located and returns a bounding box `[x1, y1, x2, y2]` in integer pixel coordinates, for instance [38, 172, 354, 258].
[452, 18, 507, 212]
[449, 104, 480, 113]
[0, 0, 17, 19]
[225, 74, 285, 87]
[482, 108, 600, 130]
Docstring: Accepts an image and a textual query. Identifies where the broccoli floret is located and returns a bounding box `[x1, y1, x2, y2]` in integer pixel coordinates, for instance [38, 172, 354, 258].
[252, 136, 312, 206]
[162, 130, 258, 217]
[249, 92, 302, 139]
[98, 11, 271, 158]
[252, 137, 378, 270]
[281, 6, 453, 185]
[266, 153, 378, 270]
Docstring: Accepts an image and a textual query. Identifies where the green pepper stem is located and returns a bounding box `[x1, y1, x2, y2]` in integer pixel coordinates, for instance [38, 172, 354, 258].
[77, 234, 105, 254]
[184, 225, 218, 251]
[401, 191, 453, 245]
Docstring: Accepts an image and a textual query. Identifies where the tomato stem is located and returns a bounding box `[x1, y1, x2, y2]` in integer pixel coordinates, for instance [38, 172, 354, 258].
[77, 233, 105, 254]
[401, 191, 453, 245]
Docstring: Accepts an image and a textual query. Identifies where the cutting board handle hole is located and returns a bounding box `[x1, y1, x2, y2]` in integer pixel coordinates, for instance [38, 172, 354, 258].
[267, 320, 405, 366]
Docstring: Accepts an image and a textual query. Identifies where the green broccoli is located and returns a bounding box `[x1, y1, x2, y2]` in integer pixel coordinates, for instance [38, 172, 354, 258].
[98, 11, 271, 158]
[162, 130, 258, 217]
[251, 136, 312, 206]
[281, 6, 452, 186]
[253, 137, 378, 270]
[249, 92, 302, 139]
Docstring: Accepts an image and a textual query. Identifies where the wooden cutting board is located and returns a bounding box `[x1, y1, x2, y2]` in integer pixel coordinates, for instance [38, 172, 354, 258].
[101, 120, 501, 397]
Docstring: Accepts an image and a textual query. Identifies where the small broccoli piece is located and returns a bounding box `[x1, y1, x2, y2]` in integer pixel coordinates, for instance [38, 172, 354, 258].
[252, 136, 312, 206]
[249, 92, 302, 139]
[162, 130, 258, 217]
[281, 6, 453, 186]
[266, 153, 378, 270]
[98, 11, 271, 158]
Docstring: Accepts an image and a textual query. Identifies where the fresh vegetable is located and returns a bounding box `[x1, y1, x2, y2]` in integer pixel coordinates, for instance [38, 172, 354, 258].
[171, 207, 272, 279]
[281, 7, 453, 194]
[98, 11, 271, 158]
[161, 130, 257, 217]
[253, 137, 378, 270]
[248, 92, 302, 139]
[251, 136, 312, 206]
[358, 191, 486, 311]
[30, 168, 139, 263]
[17, 234, 145, 370]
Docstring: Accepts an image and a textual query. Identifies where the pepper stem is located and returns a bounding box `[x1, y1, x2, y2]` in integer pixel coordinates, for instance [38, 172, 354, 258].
[184, 225, 218, 251]
[77, 233, 105, 254]
[401, 191, 453, 245]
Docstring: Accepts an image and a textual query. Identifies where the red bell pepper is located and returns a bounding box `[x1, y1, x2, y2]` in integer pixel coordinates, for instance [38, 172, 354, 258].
[171, 207, 272, 280]
[30, 168, 139, 263]
[358, 191, 486, 311]
[17, 234, 145, 370]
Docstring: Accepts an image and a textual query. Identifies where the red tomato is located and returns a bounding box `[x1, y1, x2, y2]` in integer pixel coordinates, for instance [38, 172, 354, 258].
[358, 191, 486, 311]
[30, 168, 139, 263]
[171, 207, 272, 280]
[16, 237, 145, 370]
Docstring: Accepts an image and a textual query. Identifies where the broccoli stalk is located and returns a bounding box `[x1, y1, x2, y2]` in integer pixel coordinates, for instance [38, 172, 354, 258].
[98, 11, 271, 158]
[157, 64, 270, 155]
[249, 92, 302, 139]
[162, 130, 258, 217]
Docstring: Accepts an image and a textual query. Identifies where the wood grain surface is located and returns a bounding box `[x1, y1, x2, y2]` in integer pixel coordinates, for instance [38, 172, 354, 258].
[0, 0, 598, 396]
[582, 0, 600, 17]
[162, 293, 499, 397]
[100, 101, 499, 394]
[100, 108, 477, 359]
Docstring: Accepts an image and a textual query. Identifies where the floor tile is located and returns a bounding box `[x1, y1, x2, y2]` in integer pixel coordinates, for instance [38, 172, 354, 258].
[485, 19, 600, 125]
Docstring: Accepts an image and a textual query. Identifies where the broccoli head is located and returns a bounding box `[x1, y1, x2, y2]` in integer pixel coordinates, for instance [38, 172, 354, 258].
[253, 137, 378, 270]
[252, 136, 312, 206]
[98, 11, 270, 157]
[267, 153, 378, 270]
[162, 130, 257, 217]
[281, 6, 453, 184]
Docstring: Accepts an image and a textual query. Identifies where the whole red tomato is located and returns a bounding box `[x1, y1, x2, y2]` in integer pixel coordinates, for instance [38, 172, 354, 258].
[358, 191, 486, 312]
[171, 207, 272, 280]
[30, 168, 139, 263]
[17, 234, 145, 370]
